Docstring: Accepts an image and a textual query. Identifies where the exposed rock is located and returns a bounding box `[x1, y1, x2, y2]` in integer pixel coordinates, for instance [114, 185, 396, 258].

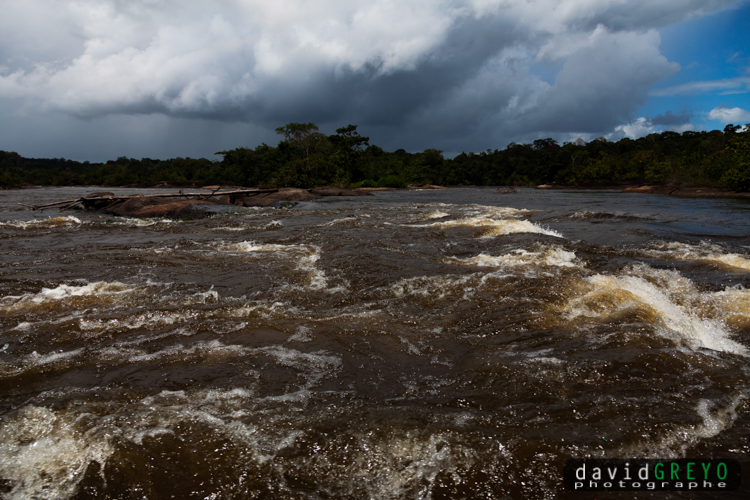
[86, 191, 116, 198]
[102, 196, 222, 219]
[238, 195, 275, 207]
[274, 188, 322, 201]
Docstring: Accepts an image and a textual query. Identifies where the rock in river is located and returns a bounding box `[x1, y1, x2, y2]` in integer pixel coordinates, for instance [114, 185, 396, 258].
[102, 196, 223, 219]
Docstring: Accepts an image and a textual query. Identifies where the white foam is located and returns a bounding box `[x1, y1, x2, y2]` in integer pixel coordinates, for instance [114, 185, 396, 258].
[464, 204, 533, 218]
[192, 286, 220, 304]
[294, 247, 329, 291]
[78, 310, 190, 333]
[645, 241, 750, 271]
[0, 406, 114, 500]
[634, 392, 748, 457]
[352, 432, 475, 499]
[412, 216, 562, 238]
[215, 221, 284, 231]
[391, 274, 479, 301]
[260, 345, 342, 390]
[314, 308, 382, 321]
[0, 216, 81, 229]
[425, 211, 450, 220]
[0, 348, 85, 378]
[563, 266, 749, 356]
[219, 241, 294, 253]
[449, 246, 578, 269]
[218, 241, 344, 293]
[0, 342, 341, 499]
[288, 325, 314, 343]
[116, 217, 173, 227]
[222, 300, 301, 319]
[318, 216, 357, 227]
[149, 340, 252, 364]
[708, 286, 750, 328]
[0, 282, 141, 315]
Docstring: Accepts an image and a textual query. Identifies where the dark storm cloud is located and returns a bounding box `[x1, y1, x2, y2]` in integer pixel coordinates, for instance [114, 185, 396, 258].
[514, 30, 679, 134]
[243, 13, 529, 129]
[0, 0, 743, 159]
[651, 111, 693, 126]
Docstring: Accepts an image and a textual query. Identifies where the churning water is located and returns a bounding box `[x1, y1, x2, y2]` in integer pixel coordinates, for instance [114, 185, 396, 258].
[0, 187, 749, 499]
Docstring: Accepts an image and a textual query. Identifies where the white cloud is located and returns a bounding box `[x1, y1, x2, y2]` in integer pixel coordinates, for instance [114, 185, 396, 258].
[607, 113, 696, 141]
[611, 117, 655, 139]
[708, 106, 750, 123]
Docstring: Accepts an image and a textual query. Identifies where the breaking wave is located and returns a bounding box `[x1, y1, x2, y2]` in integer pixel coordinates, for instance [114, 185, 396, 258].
[644, 241, 750, 271]
[0, 216, 81, 229]
[448, 246, 579, 269]
[0, 282, 142, 315]
[560, 264, 749, 356]
[413, 216, 562, 238]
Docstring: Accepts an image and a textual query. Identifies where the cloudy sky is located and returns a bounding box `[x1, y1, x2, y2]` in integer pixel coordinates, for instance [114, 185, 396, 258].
[1, 0, 749, 161]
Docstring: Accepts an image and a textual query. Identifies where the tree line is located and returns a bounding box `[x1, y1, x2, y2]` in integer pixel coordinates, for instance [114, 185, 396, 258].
[2, 122, 749, 190]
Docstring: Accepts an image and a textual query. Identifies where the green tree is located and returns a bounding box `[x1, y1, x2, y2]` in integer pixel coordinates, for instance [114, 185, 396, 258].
[720, 131, 750, 191]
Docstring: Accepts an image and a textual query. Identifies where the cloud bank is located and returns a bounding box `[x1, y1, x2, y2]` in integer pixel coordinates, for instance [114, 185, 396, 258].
[0, 0, 742, 157]
[708, 106, 750, 123]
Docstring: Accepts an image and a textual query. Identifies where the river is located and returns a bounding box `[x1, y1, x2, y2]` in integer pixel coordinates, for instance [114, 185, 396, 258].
[1, 187, 749, 499]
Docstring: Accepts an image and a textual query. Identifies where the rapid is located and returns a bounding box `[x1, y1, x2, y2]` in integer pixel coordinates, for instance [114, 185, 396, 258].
[0, 187, 749, 499]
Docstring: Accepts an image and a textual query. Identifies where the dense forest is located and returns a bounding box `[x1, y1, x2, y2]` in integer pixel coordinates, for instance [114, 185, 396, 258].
[2, 123, 750, 191]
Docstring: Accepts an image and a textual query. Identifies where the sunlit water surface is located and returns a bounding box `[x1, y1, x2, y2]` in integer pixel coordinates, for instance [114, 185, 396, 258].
[1, 187, 749, 499]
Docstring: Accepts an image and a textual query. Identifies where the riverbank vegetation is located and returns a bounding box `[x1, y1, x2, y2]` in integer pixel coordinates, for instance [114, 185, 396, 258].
[2, 123, 749, 190]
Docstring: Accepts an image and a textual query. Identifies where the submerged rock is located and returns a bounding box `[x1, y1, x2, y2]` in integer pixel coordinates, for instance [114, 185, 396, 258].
[274, 188, 323, 201]
[270, 200, 299, 209]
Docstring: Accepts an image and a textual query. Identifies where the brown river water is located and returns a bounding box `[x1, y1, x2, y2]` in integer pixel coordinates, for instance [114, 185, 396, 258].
[1, 187, 749, 499]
